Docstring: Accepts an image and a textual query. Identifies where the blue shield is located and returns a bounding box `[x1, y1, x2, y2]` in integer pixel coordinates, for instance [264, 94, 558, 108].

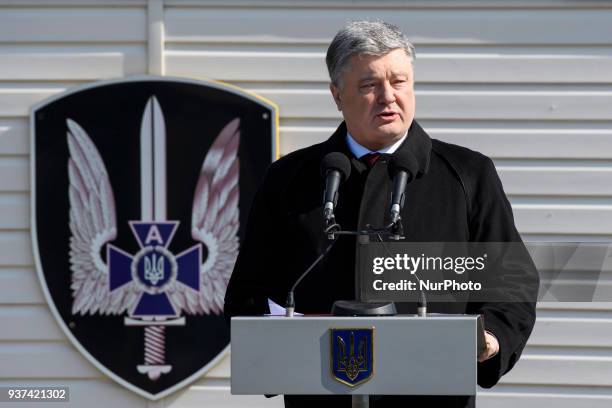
[331, 328, 374, 386]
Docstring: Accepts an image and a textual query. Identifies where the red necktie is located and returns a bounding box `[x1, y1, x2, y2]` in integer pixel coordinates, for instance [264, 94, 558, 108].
[361, 152, 381, 168]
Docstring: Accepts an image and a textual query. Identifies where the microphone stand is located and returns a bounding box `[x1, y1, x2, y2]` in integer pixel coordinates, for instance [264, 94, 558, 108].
[332, 220, 427, 318]
[285, 221, 426, 318]
[284, 224, 395, 317]
[331, 226, 399, 317]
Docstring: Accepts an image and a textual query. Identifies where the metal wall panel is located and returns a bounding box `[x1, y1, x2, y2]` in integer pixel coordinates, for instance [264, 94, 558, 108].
[0, 1, 611, 407]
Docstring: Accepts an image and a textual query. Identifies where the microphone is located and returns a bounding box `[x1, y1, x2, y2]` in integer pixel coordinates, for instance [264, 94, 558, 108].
[320, 152, 351, 235]
[388, 152, 418, 239]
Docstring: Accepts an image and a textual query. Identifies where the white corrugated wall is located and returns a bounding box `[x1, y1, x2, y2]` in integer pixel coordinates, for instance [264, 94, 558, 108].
[1, 0, 612, 407]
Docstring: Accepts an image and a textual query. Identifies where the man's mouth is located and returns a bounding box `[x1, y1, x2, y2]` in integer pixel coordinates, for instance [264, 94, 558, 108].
[377, 112, 399, 122]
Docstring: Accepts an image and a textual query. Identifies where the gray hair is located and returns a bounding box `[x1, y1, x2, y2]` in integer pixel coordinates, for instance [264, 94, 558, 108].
[326, 20, 415, 87]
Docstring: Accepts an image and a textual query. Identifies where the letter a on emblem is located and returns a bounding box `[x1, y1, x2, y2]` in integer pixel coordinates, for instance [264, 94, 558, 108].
[145, 225, 164, 245]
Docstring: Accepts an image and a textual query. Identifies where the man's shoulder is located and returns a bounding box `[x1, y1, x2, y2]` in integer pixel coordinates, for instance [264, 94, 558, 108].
[264, 140, 329, 187]
[270, 122, 346, 173]
[431, 139, 492, 167]
[272, 141, 327, 169]
[430, 138, 496, 179]
[429, 138, 502, 209]
[270, 142, 325, 171]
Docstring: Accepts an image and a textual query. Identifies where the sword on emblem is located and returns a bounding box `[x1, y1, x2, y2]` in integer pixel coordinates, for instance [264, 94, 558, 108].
[124, 96, 184, 380]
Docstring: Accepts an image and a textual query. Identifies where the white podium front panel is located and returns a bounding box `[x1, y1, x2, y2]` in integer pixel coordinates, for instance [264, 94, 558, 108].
[231, 315, 478, 396]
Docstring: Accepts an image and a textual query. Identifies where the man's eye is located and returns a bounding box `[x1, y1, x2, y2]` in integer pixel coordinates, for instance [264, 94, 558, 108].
[360, 83, 375, 89]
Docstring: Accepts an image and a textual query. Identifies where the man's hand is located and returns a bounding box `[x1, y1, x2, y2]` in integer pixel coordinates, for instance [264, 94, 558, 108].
[478, 331, 500, 362]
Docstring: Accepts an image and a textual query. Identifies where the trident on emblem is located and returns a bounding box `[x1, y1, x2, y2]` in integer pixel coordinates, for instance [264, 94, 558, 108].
[336, 332, 368, 381]
[144, 253, 165, 286]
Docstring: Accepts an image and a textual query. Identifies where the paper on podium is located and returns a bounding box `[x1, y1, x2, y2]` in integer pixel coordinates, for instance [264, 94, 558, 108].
[267, 298, 303, 316]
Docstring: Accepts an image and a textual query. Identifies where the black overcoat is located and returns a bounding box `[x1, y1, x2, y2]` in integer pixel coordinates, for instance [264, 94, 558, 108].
[224, 121, 538, 408]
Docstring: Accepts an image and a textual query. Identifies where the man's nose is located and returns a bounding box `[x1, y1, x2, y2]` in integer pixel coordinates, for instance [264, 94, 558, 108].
[377, 81, 396, 105]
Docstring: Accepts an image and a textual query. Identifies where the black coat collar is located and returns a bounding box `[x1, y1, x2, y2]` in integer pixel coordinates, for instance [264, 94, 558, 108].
[324, 120, 432, 177]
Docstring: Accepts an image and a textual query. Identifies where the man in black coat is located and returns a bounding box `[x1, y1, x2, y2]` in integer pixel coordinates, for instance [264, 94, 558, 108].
[224, 20, 538, 408]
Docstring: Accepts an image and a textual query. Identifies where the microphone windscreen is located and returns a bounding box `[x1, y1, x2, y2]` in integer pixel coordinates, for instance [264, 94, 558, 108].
[389, 151, 419, 180]
[321, 152, 352, 180]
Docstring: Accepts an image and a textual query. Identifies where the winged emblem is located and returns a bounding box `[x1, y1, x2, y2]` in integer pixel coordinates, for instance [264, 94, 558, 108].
[67, 96, 240, 379]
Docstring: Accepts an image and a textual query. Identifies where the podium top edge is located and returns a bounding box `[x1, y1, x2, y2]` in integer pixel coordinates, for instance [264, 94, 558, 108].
[231, 314, 481, 321]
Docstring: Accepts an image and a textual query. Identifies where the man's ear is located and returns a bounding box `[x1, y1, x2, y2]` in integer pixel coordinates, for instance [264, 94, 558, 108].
[329, 83, 342, 111]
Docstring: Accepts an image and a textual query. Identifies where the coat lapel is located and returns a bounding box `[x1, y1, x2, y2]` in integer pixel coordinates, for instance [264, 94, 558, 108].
[320, 121, 432, 230]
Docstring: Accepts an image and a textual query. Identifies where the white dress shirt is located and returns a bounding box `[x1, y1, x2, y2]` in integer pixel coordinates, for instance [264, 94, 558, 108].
[346, 130, 408, 159]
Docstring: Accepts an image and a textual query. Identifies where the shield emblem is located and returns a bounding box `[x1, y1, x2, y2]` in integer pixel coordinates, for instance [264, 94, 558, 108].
[30, 77, 277, 399]
[331, 328, 375, 387]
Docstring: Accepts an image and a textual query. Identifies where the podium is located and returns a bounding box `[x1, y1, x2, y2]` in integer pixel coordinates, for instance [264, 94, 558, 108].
[231, 314, 483, 402]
